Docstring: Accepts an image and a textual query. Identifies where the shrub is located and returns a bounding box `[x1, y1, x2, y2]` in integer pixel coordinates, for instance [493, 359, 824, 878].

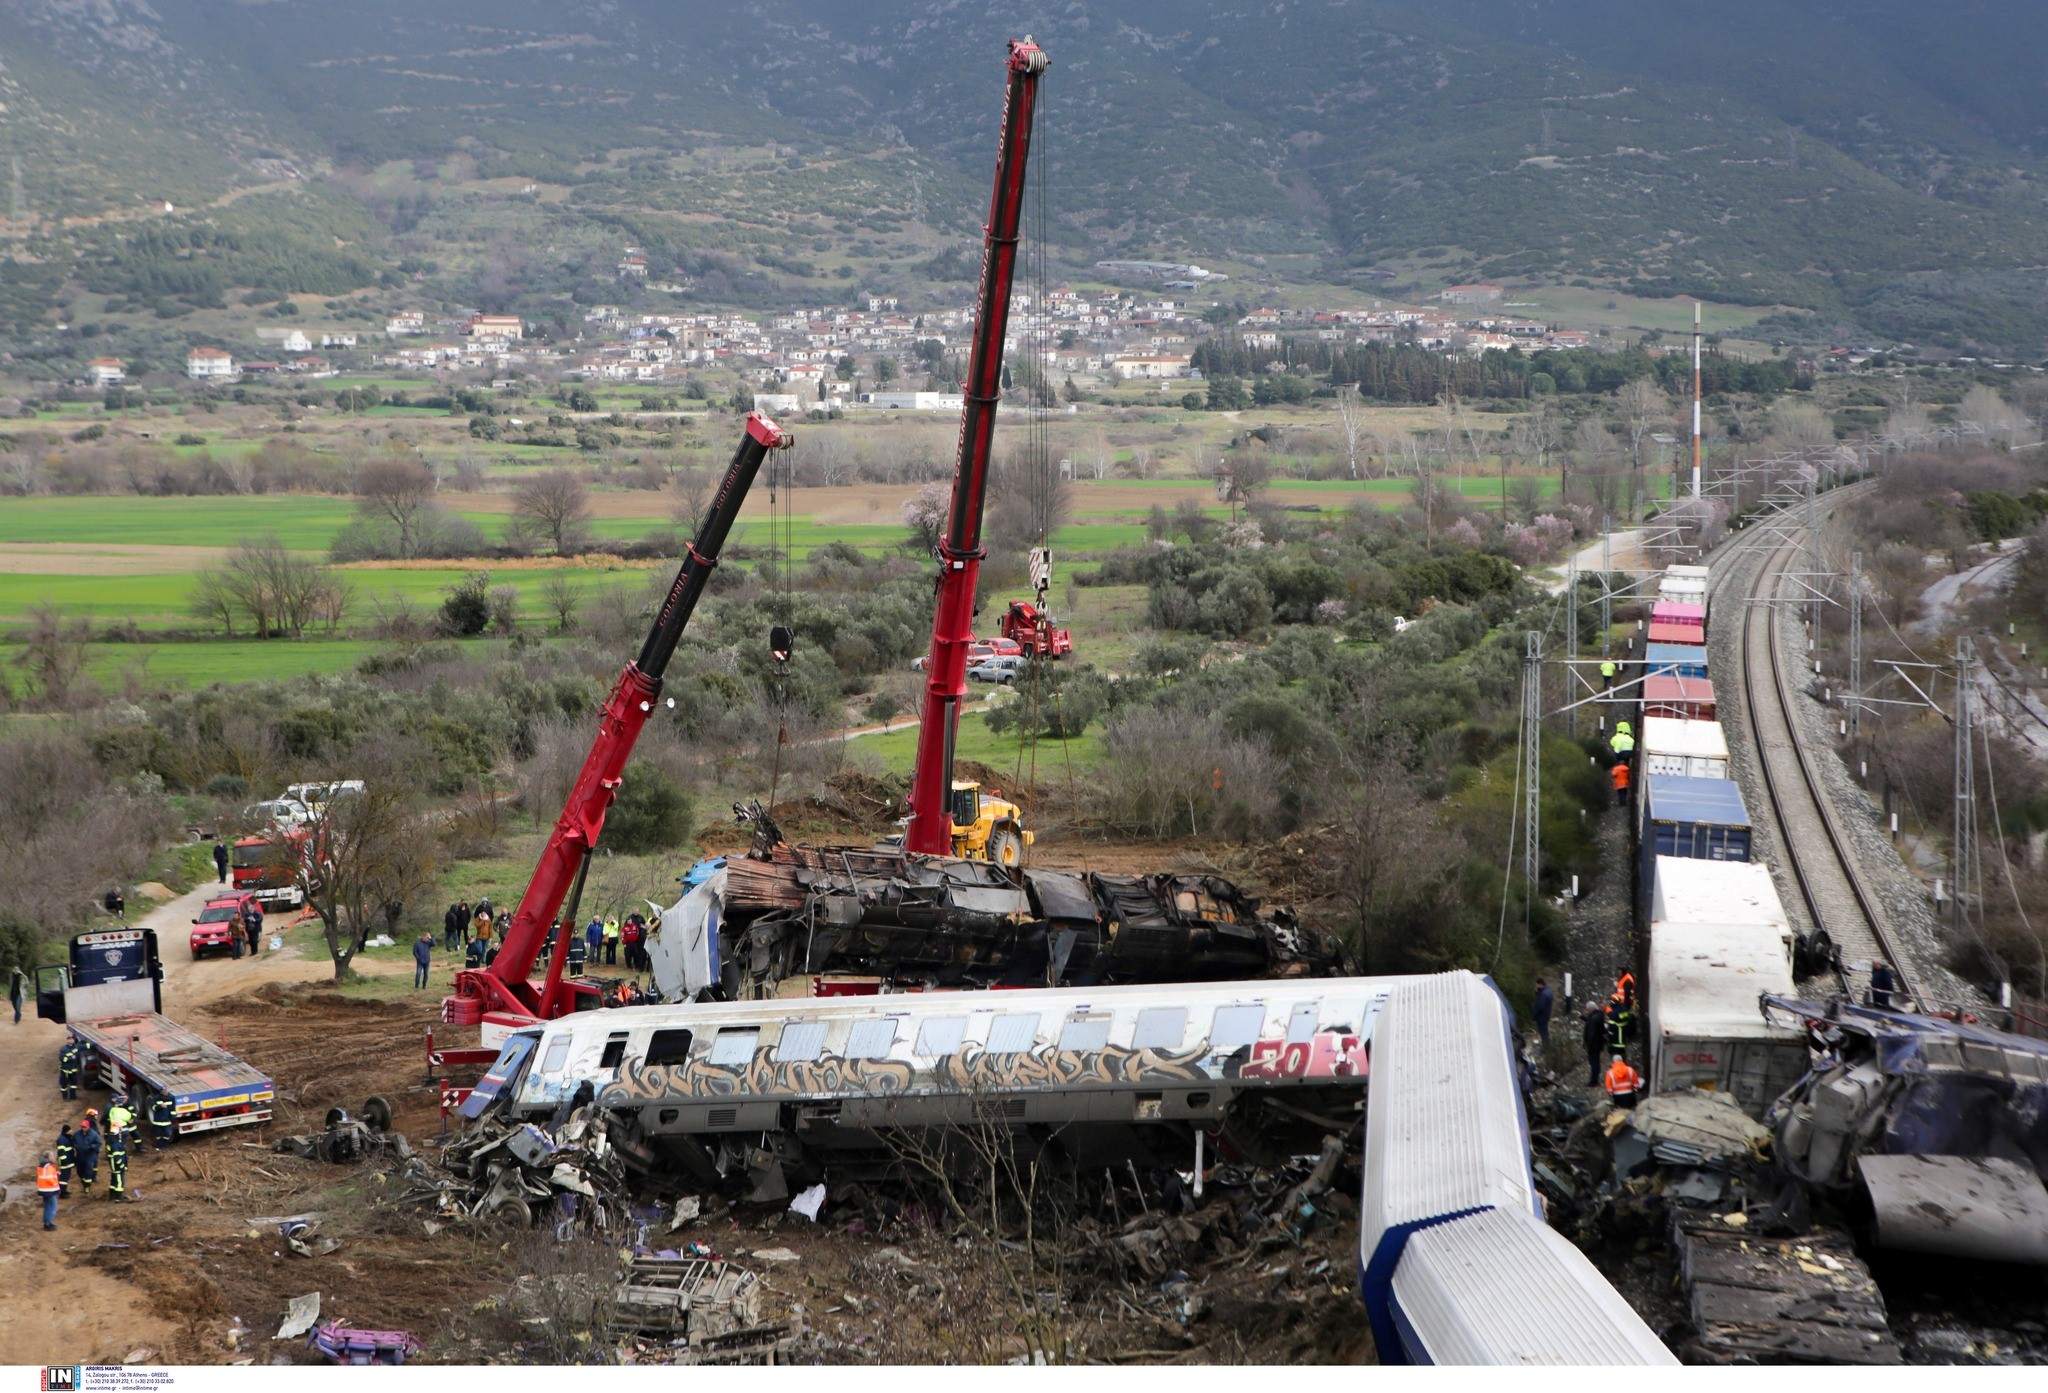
[439, 572, 492, 636]
[602, 760, 697, 854]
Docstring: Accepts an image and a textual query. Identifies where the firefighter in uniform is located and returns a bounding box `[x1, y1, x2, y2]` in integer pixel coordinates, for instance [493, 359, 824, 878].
[74, 1111, 101, 1196]
[106, 1124, 131, 1202]
[148, 1093, 175, 1150]
[107, 1092, 135, 1138]
[55, 1124, 76, 1197]
[59, 1041, 82, 1099]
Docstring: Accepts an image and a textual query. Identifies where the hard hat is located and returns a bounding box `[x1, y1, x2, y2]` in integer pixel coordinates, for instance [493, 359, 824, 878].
[85, 1107, 99, 1118]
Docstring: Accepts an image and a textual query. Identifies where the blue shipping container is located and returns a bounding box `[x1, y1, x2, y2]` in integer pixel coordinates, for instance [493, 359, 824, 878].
[1643, 642, 1709, 680]
[1638, 774, 1752, 913]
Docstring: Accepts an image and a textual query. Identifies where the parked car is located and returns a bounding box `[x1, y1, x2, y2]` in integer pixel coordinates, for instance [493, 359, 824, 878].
[191, 891, 260, 958]
[911, 643, 997, 673]
[967, 654, 1028, 684]
[982, 637, 1023, 657]
[242, 798, 310, 830]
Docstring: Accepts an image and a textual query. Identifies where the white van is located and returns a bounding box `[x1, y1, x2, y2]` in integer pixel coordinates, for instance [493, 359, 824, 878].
[285, 780, 365, 810]
[243, 798, 311, 829]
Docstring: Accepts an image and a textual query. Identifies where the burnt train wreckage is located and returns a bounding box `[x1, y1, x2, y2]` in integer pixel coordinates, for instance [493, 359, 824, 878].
[654, 805, 1342, 999]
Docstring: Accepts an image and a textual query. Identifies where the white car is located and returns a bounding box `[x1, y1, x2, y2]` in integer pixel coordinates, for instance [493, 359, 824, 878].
[243, 798, 311, 829]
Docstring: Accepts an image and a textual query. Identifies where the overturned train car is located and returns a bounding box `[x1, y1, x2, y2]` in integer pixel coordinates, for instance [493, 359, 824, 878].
[649, 834, 1344, 1000]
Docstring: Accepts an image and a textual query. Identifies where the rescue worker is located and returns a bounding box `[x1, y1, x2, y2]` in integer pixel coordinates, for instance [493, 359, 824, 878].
[1581, 1003, 1606, 1088]
[106, 1092, 135, 1138]
[1605, 994, 1630, 1055]
[58, 1040, 82, 1099]
[9, 965, 25, 1025]
[1869, 959, 1897, 1010]
[602, 915, 621, 966]
[213, 838, 230, 884]
[622, 913, 645, 971]
[1611, 759, 1631, 806]
[55, 1124, 75, 1197]
[566, 923, 588, 976]
[1609, 721, 1635, 762]
[1600, 658, 1618, 690]
[148, 1092, 174, 1150]
[74, 1111, 101, 1197]
[1532, 978, 1555, 1049]
[106, 1124, 130, 1202]
[1604, 1052, 1644, 1109]
[37, 1152, 61, 1230]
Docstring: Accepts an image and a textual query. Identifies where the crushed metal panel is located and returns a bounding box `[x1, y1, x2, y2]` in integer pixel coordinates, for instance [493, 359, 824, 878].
[610, 1257, 763, 1343]
[1859, 1154, 2048, 1264]
[1674, 1222, 1901, 1364]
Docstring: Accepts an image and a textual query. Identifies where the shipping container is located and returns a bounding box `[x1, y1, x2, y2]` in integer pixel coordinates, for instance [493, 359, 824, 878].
[1659, 565, 1709, 604]
[1650, 856, 1790, 955]
[1639, 716, 1729, 779]
[1642, 643, 1709, 681]
[1650, 601, 1706, 632]
[1645, 622, 1707, 648]
[1642, 675, 1716, 721]
[1638, 774, 1751, 913]
[1647, 887, 1804, 1114]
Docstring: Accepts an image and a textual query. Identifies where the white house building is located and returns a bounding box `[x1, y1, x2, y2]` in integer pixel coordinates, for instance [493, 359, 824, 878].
[185, 348, 236, 380]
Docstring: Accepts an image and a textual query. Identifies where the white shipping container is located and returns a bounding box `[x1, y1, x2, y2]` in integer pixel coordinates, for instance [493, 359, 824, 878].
[1639, 716, 1730, 780]
[1647, 915, 1805, 1116]
[1659, 564, 1709, 604]
[1650, 856, 1791, 954]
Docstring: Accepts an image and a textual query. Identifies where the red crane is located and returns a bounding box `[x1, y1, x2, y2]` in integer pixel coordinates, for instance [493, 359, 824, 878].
[442, 412, 792, 1031]
[905, 35, 1049, 856]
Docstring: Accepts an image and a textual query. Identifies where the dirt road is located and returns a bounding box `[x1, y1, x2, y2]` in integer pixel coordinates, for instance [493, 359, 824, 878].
[0, 876, 390, 1365]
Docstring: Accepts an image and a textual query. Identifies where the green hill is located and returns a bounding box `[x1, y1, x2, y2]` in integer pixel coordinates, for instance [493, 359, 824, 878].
[2, 0, 2045, 352]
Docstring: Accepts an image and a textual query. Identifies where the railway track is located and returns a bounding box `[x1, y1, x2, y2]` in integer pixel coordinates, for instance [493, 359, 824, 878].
[1711, 485, 1923, 1009]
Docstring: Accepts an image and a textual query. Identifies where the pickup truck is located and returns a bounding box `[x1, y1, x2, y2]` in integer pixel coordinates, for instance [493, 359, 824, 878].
[967, 654, 1028, 684]
[191, 891, 259, 958]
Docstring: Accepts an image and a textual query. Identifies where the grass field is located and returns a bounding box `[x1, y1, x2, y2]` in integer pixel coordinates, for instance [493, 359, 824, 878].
[858, 705, 1102, 781]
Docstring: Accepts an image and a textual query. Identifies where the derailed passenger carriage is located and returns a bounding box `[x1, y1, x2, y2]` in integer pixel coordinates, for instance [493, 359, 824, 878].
[473, 976, 1393, 1188]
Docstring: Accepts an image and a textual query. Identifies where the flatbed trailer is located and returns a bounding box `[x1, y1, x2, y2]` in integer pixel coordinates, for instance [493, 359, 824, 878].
[67, 1012, 275, 1134]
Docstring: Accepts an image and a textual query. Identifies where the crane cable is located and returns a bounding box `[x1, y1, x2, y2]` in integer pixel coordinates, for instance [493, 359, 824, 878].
[764, 436, 793, 814]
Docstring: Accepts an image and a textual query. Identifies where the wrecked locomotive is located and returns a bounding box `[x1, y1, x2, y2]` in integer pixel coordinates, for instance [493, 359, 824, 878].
[642, 808, 1346, 1003]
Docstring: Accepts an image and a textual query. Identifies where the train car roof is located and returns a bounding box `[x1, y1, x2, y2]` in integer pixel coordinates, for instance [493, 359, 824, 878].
[1639, 716, 1729, 760]
[1650, 856, 1786, 932]
[1643, 773, 1750, 827]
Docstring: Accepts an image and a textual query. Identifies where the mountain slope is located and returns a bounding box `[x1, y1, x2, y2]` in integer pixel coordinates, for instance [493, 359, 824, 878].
[3, 0, 2046, 351]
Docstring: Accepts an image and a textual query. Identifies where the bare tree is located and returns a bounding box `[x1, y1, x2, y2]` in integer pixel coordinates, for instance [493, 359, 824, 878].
[11, 604, 94, 708]
[512, 469, 591, 556]
[355, 453, 439, 559]
[1334, 382, 1366, 481]
[187, 569, 243, 638]
[667, 463, 712, 535]
[1614, 376, 1666, 477]
[1085, 430, 1113, 481]
[276, 758, 439, 981]
[540, 572, 581, 632]
[902, 481, 948, 554]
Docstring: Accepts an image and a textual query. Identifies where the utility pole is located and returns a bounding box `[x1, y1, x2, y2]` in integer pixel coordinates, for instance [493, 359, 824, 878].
[1806, 467, 1824, 640]
[1565, 559, 1579, 738]
[1599, 515, 1612, 643]
[1952, 637, 1975, 940]
[1848, 550, 1863, 740]
[1524, 632, 1543, 902]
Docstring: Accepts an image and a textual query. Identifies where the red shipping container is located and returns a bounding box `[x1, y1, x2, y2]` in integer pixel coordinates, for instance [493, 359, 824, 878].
[1643, 675, 1716, 721]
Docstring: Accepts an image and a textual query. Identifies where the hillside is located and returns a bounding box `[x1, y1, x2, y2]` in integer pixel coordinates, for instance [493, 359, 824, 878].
[2, 0, 2046, 351]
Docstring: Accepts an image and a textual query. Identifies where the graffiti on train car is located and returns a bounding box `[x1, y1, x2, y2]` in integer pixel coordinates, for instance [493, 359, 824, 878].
[594, 1029, 1373, 1109]
[1238, 1032, 1368, 1081]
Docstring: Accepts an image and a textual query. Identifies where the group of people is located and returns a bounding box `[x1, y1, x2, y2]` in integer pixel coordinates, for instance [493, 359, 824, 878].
[36, 1087, 173, 1230]
[1577, 972, 1644, 1108]
[1609, 720, 1636, 806]
[413, 897, 656, 988]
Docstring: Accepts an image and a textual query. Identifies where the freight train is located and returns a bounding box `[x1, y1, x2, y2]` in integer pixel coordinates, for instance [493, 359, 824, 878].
[1618, 566, 1807, 1117]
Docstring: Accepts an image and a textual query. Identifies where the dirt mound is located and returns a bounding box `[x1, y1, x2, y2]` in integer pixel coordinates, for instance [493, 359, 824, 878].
[208, 981, 421, 1023]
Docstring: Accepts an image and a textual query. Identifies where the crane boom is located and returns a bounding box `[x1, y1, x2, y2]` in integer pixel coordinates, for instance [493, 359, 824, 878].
[905, 35, 1048, 856]
[443, 411, 792, 1027]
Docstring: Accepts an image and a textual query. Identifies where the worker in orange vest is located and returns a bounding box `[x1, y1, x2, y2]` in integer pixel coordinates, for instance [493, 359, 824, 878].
[1611, 759, 1631, 806]
[1604, 1053, 1644, 1109]
[36, 1151, 61, 1230]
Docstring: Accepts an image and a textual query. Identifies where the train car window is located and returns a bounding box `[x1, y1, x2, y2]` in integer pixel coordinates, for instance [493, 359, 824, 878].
[914, 1016, 968, 1057]
[1132, 1007, 1188, 1050]
[986, 1013, 1039, 1054]
[645, 1028, 694, 1065]
[776, 1021, 828, 1062]
[1209, 1005, 1266, 1051]
[1058, 1015, 1111, 1053]
[709, 1028, 760, 1066]
[846, 1018, 899, 1059]
[599, 1033, 629, 1070]
[540, 1035, 571, 1074]
[1286, 1002, 1319, 1046]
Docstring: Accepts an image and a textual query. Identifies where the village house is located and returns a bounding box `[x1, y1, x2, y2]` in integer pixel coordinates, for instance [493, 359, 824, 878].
[321, 332, 359, 350]
[185, 347, 236, 380]
[618, 255, 649, 279]
[1109, 353, 1193, 380]
[86, 357, 126, 387]
[466, 314, 523, 343]
[1440, 284, 1504, 306]
[280, 329, 313, 354]
[385, 311, 426, 336]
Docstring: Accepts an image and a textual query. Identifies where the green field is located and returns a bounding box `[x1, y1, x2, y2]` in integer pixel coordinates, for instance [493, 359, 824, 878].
[858, 705, 1102, 781]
